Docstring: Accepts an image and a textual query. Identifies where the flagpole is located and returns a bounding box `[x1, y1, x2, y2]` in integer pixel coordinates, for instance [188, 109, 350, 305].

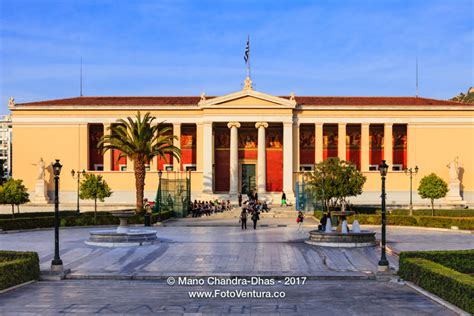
[247, 35, 251, 79]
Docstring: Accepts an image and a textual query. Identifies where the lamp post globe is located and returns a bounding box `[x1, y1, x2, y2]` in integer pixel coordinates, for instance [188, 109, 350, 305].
[71, 169, 86, 214]
[378, 160, 389, 271]
[51, 159, 63, 271]
[404, 166, 419, 216]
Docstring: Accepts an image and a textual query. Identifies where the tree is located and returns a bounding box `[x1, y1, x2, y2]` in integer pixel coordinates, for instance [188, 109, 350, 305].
[79, 174, 113, 222]
[1, 178, 30, 217]
[305, 158, 366, 211]
[417, 173, 448, 216]
[98, 112, 181, 214]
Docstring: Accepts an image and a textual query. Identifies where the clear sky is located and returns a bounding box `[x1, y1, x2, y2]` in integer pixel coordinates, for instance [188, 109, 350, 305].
[0, 0, 472, 114]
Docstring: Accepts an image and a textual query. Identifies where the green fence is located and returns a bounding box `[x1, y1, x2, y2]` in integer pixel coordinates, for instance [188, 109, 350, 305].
[153, 172, 191, 218]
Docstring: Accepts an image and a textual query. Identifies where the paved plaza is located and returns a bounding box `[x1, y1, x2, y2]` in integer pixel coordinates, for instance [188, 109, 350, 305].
[1, 214, 473, 314]
[0, 279, 454, 315]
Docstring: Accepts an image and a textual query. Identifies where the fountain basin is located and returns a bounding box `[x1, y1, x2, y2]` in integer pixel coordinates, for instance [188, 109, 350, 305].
[86, 229, 158, 247]
[85, 210, 157, 247]
[305, 230, 376, 248]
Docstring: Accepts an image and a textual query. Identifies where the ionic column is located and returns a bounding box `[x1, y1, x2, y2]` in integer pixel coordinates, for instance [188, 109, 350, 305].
[338, 123, 347, 161]
[228, 122, 241, 196]
[361, 123, 370, 171]
[173, 123, 181, 171]
[315, 123, 323, 163]
[293, 123, 300, 172]
[103, 123, 112, 171]
[255, 122, 268, 195]
[407, 123, 416, 167]
[283, 122, 294, 200]
[384, 123, 393, 168]
[202, 122, 213, 193]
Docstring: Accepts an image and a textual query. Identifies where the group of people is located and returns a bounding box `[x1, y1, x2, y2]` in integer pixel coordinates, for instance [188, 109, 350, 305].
[239, 200, 262, 230]
[190, 199, 232, 217]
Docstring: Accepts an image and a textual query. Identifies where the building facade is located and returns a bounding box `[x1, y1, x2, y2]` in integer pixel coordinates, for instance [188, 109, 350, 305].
[9, 77, 474, 206]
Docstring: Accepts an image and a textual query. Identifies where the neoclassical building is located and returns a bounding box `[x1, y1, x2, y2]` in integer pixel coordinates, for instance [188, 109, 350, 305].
[9, 77, 474, 206]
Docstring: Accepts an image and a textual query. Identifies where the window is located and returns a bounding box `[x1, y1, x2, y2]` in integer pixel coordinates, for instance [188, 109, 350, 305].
[299, 165, 313, 171]
[164, 165, 173, 171]
[94, 164, 104, 171]
[145, 164, 150, 171]
[184, 164, 197, 171]
[119, 164, 127, 172]
[369, 164, 379, 171]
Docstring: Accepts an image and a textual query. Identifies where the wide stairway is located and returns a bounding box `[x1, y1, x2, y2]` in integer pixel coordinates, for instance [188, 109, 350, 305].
[206, 205, 297, 219]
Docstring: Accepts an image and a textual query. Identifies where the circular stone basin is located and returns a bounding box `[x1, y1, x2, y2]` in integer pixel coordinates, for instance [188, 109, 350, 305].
[305, 230, 376, 248]
[86, 229, 158, 247]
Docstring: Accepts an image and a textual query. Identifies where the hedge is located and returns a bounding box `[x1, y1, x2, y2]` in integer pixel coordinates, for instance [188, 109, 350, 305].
[313, 211, 474, 230]
[0, 210, 175, 231]
[399, 256, 474, 313]
[0, 251, 40, 290]
[400, 249, 474, 275]
[391, 209, 474, 217]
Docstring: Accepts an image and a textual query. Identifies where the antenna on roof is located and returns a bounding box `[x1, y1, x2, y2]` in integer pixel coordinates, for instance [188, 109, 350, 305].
[415, 57, 419, 98]
[80, 57, 83, 97]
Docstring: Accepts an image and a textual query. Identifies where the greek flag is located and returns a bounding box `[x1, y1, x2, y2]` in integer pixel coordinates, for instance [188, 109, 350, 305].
[244, 36, 250, 64]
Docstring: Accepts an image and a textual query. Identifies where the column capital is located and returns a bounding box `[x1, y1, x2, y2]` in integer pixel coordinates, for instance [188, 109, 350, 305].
[384, 123, 393, 127]
[227, 122, 241, 129]
[338, 123, 347, 127]
[255, 122, 269, 129]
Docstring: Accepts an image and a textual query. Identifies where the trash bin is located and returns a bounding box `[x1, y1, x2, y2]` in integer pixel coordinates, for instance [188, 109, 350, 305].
[144, 213, 151, 227]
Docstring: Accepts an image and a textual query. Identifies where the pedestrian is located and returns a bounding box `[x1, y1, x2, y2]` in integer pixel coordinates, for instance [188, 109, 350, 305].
[254, 191, 258, 202]
[281, 192, 287, 206]
[296, 211, 305, 233]
[320, 213, 328, 231]
[238, 192, 242, 207]
[251, 210, 260, 230]
[240, 208, 247, 230]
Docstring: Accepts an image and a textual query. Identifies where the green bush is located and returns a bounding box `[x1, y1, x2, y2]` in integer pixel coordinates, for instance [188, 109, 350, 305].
[312, 211, 474, 230]
[416, 216, 474, 230]
[391, 209, 474, 217]
[0, 211, 174, 231]
[0, 251, 40, 290]
[400, 249, 474, 274]
[0, 211, 79, 219]
[0, 216, 55, 230]
[399, 257, 474, 313]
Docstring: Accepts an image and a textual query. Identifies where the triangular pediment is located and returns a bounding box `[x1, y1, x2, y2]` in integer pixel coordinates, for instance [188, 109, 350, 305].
[199, 89, 296, 108]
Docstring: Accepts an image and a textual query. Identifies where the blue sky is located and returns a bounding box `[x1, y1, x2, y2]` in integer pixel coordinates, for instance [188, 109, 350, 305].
[0, 0, 472, 114]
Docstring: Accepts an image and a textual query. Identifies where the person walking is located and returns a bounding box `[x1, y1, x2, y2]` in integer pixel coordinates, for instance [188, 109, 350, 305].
[251, 210, 260, 230]
[240, 208, 247, 230]
[281, 192, 287, 206]
[296, 211, 305, 233]
[238, 192, 242, 207]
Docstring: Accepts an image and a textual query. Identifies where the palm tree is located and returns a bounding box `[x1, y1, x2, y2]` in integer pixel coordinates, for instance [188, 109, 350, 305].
[98, 112, 181, 214]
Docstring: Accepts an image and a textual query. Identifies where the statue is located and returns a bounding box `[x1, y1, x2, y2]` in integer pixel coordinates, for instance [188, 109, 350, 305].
[8, 97, 15, 108]
[447, 157, 459, 181]
[32, 158, 46, 181]
[31, 158, 50, 204]
[446, 157, 466, 205]
[290, 92, 296, 101]
[200, 92, 206, 102]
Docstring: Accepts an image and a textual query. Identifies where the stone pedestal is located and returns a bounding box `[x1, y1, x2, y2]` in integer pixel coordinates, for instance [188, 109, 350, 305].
[32, 180, 49, 204]
[446, 180, 466, 205]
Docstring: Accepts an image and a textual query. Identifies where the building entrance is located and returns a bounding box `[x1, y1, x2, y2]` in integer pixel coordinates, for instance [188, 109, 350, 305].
[241, 164, 256, 195]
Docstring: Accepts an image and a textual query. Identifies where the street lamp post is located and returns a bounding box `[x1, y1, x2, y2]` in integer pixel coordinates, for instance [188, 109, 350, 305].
[153, 169, 163, 216]
[404, 166, 419, 216]
[321, 170, 326, 213]
[51, 159, 63, 271]
[71, 169, 86, 214]
[378, 160, 389, 271]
